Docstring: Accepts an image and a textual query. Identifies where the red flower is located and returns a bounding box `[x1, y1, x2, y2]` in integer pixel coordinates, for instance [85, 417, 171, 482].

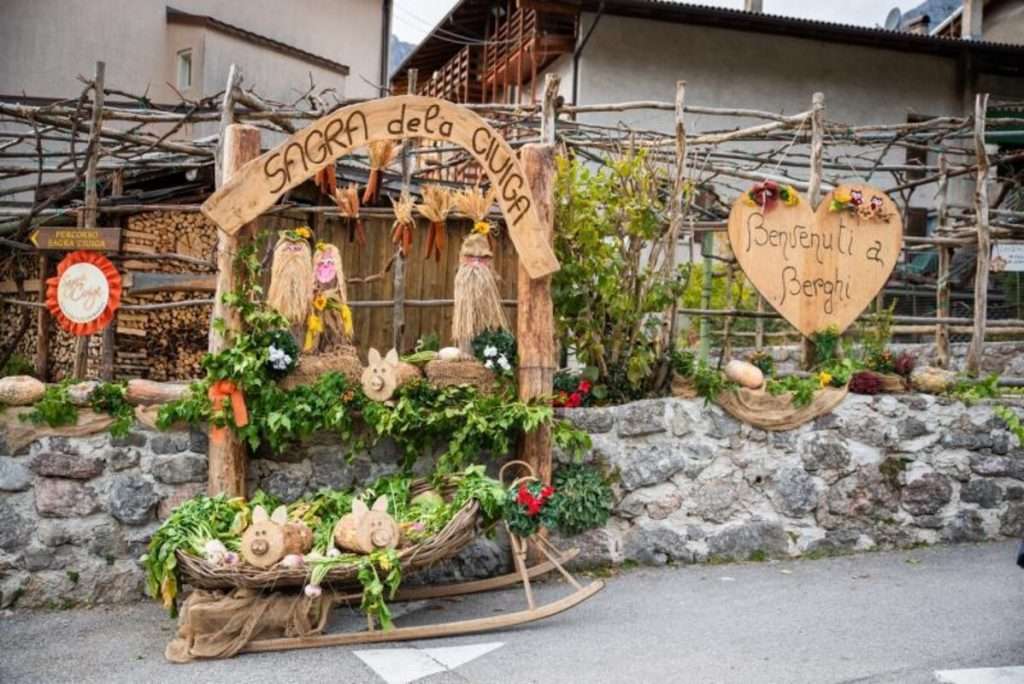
[749, 180, 779, 211]
[517, 485, 532, 506]
[578, 380, 592, 393]
[553, 391, 570, 408]
[526, 499, 542, 516]
[568, 392, 583, 408]
[541, 485, 555, 499]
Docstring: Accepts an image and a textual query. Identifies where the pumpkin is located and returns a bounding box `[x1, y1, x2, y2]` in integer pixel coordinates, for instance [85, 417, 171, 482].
[724, 360, 765, 389]
[0, 375, 45, 406]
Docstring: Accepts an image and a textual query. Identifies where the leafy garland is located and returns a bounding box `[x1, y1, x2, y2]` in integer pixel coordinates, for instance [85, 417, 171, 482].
[21, 379, 135, 438]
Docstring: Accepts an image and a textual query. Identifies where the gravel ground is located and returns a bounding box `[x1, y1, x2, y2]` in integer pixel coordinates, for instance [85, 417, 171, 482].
[1, 541, 1021, 683]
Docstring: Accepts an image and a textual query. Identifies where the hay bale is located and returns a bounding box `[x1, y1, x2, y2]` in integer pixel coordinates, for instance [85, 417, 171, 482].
[424, 359, 496, 394]
[280, 346, 362, 390]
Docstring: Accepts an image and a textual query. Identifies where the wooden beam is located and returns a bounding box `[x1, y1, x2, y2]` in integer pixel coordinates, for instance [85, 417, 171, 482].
[966, 93, 990, 376]
[393, 69, 417, 351]
[935, 154, 951, 368]
[34, 255, 49, 380]
[207, 122, 260, 497]
[517, 75, 559, 495]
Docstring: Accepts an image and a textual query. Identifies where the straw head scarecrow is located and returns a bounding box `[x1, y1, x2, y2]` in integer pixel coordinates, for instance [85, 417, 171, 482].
[305, 241, 354, 352]
[267, 227, 314, 342]
[452, 224, 509, 353]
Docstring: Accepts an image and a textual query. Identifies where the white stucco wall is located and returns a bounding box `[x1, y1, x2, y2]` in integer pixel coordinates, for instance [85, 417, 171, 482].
[0, 0, 383, 101]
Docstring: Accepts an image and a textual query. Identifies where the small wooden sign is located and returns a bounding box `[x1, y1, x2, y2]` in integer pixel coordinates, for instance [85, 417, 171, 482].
[30, 227, 121, 252]
[45, 251, 123, 336]
[727, 182, 903, 337]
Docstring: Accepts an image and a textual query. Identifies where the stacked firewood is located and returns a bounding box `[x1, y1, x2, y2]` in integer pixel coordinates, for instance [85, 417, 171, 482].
[114, 293, 212, 380]
[123, 211, 217, 269]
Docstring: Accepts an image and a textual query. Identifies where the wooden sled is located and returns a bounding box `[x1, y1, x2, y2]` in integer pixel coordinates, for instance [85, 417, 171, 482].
[241, 535, 603, 654]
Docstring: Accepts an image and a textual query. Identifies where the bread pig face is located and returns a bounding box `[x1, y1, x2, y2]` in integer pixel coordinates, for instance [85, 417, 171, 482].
[241, 505, 289, 566]
[361, 348, 400, 400]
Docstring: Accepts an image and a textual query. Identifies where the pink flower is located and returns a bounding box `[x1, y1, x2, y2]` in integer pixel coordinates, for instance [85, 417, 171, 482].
[304, 584, 322, 599]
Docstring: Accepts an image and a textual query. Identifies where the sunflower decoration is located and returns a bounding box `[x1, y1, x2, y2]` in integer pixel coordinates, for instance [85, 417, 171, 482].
[305, 241, 354, 352]
[454, 186, 498, 254]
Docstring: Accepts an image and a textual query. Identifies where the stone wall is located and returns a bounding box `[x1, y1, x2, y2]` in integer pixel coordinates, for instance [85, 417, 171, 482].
[3, 390, 1024, 607]
[554, 394, 1024, 567]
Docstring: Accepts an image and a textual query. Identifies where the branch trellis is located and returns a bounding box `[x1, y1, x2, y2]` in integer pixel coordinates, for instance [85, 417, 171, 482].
[1, 62, 1023, 379]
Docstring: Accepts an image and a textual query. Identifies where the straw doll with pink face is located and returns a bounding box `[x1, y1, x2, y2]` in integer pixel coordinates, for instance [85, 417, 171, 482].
[304, 242, 354, 353]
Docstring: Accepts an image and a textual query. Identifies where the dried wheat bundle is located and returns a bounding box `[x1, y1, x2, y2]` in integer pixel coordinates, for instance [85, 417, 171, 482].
[333, 183, 366, 246]
[417, 185, 453, 262]
[453, 186, 495, 224]
[452, 232, 508, 351]
[362, 141, 397, 205]
[391, 193, 415, 257]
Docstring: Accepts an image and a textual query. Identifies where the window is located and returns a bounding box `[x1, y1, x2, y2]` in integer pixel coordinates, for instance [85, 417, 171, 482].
[176, 49, 192, 90]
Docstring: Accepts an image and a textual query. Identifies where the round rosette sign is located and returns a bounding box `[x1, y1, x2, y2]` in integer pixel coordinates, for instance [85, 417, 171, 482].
[46, 251, 122, 336]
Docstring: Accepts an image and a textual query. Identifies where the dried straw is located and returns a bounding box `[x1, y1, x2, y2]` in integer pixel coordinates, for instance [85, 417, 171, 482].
[362, 141, 397, 204]
[453, 186, 495, 223]
[267, 237, 313, 327]
[391, 193, 415, 256]
[417, 185, 453, 261]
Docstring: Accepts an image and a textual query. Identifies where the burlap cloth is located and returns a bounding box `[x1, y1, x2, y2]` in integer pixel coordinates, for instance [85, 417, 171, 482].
[165, 589, 331, 663]
[715, 385, 848, 432]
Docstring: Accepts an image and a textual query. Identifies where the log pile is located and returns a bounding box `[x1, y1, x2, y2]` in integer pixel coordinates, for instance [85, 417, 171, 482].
[123, 211, 217, 266]
[115, 292, 211, 380]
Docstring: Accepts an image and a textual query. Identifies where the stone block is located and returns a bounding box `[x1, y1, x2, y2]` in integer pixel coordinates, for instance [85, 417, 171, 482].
[771, 466, 821, 517]
[623, 519, 692, 565]
[35, 478, 101, 518]
[31, 451, 104, 480]
[0, 457, 32, 491]
[707, 520, 788, 560]
[158, 483, 205, 519]
[617, 401, 666, 438]
[0, 500, 32, 550]
[960, 479, 1002, 509]
[559, 407, 615, 435]
[149, 453, 207, 484]
[149, 433, 190, 455]
[901, 472, 952, 516]
[612, 441, 688, 491]
[107, 474, 159, 525]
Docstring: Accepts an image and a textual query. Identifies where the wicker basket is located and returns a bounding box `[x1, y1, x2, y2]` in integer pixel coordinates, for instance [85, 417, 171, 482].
[279, 346, 363, 390]
[177, 492, 479, 591]
[424, 359, 496, 394]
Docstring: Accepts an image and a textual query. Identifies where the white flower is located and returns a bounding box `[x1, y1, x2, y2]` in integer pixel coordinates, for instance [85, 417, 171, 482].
[268, 344, 293, 370]
[483, 345, 498, 358]
[327, 547, 341, 557]
[497, 356, 511, 371]
[304, 584, 322, 598]
[484, 360, 494, 369]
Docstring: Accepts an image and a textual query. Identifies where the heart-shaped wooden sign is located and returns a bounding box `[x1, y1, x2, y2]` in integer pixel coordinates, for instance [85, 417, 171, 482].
[727, 182, 903, 337]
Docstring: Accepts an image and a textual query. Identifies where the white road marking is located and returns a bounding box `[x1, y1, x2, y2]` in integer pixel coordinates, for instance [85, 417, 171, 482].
[935, 666, 1024, 683]
[355, 641, 505, 684]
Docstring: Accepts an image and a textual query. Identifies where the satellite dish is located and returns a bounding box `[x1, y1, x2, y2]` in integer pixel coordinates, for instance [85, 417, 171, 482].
[884, 7, 903, 30]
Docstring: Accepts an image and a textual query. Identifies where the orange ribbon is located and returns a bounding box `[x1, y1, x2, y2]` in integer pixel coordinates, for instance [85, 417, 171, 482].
[207, 380, 248, 444]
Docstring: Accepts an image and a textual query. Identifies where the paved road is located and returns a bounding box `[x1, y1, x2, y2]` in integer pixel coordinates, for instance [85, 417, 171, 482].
[1, 541, 1022, 683]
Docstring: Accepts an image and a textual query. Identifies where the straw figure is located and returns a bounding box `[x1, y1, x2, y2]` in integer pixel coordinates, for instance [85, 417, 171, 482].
[416, 185, 453, 262]
[267, 227, 314, 342]
[305, 242, 354, 352]
[362, 141, 397, 205]
[452, 229, 508, 353]
[391, 193, 415, 258]
[453, 186, 498, 254]
[333, 183, 366, 247]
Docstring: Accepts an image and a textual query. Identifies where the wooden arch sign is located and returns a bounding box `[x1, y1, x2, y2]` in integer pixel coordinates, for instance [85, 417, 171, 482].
[201, 95, 559, 279]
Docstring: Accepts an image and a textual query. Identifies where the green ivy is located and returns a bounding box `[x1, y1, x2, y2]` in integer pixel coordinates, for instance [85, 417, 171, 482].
[89, 381, 134, 438]
[692, 362, 733, 404]
[22, 380, 78, 428]
[550, 463, 613, 536]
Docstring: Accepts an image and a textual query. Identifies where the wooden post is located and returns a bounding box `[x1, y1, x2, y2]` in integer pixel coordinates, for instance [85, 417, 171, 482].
[34, 254, 50, 380]
[699, 231, 713, 363]
[935, 154, 951, 368]
[656, 81, 686, 386]
[966, 93, 990, 376]
[755, 295, 765, 349]
[392, 69, 417, 351]
[72, 62, 106, 380]
[207, 123, 260, 497]
[801, 91, 825, 369]
[99, 169, 124, 380]
[517, 74, 559, 489]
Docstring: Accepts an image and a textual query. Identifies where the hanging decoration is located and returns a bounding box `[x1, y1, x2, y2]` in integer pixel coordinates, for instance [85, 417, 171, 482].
[45, 250, 122, 336]
[304, 242, 353, 352]
[452, 230, 509, 352]
[333, 183, 366, 247]
[829, 187, 894, 222]
[390, 193, 415, 258]
[741, 180, 799, 213]
[362, 140, 397, 205]
[453, 186, 498, 254]
[314, 164, 337, 198]
[267, 228, 314, 340]
[207, 379, 248, 445]
[416, 185, 453, 262]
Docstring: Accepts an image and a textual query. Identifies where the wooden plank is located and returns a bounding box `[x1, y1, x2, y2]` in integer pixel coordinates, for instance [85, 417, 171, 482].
[935, 154, 951, 368]
[801, 91, 825, 369]
[128, 271, 216, 294]
[207, 122, 260, 498]
[30, 226, 121, 251]
[200, 95, 559, 279]
[34, 255, 49, 380]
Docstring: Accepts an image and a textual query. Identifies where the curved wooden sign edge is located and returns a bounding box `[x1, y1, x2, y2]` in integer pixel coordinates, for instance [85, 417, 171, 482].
[200, 95, 559, 279]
